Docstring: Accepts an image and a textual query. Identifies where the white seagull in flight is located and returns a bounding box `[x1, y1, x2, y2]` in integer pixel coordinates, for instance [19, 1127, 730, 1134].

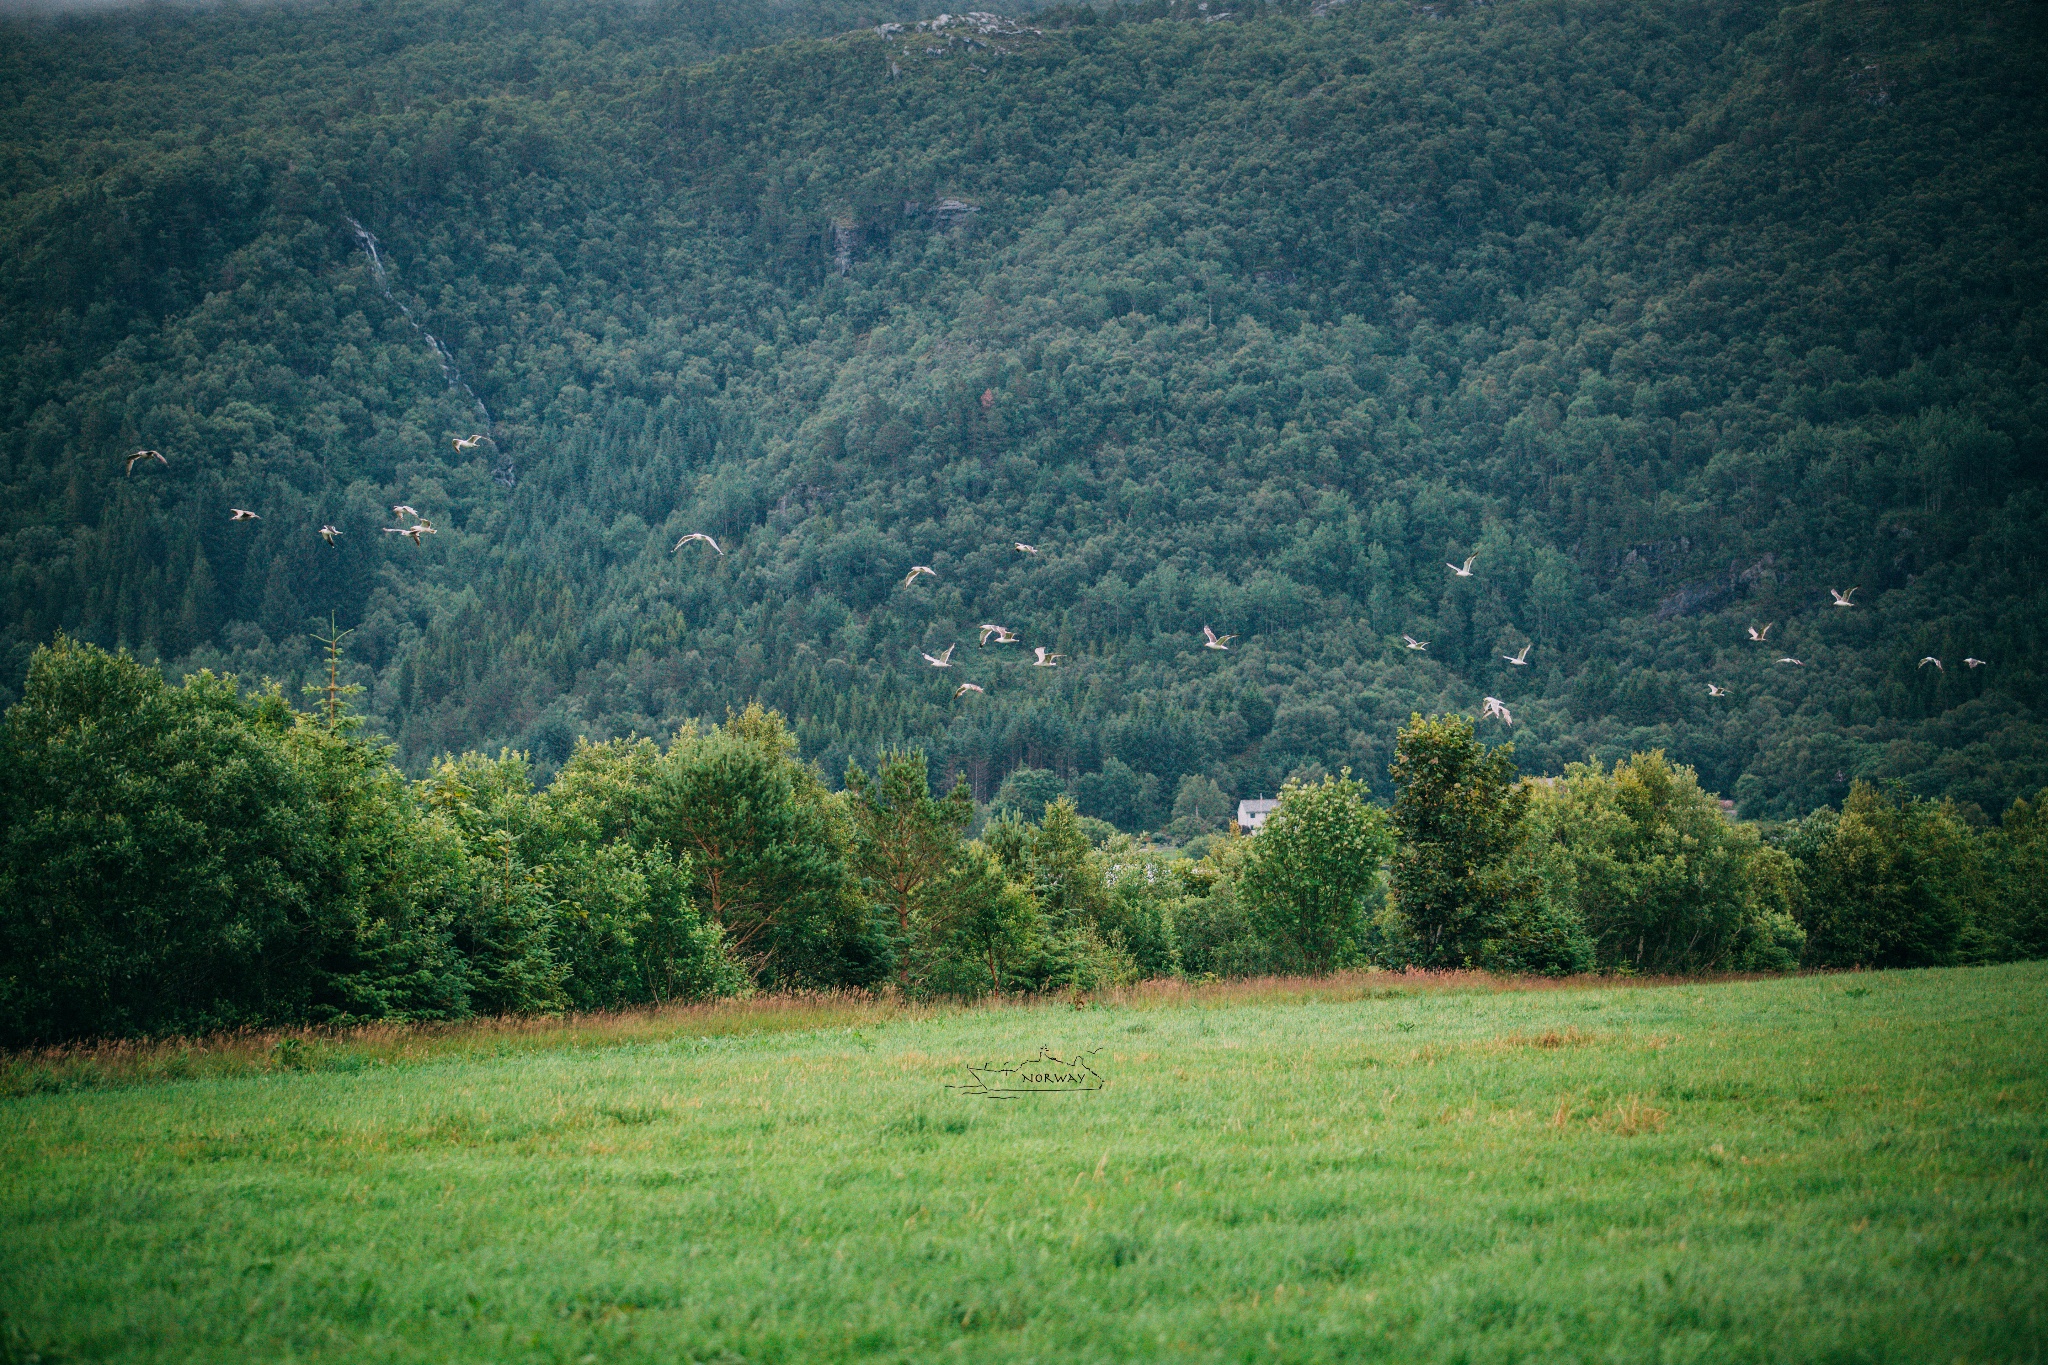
[1829, 587, 1858, 607]
[1402, 635, 1428, 651]
[1748, 623, 1774, 642]
[125, 449, 166, 475]
[904, 565, 937, 587]
[230, 508, 259, 521]
[1776, 656, 1804, 666]
[1447, 555, 1476, 577]
[1014, 542, 1039, 555]
[1706, 682, 1729, 696]
[319, 525, 343, 545]
[1964, 657, 1987, 669]
[1481, 696, 1513, 725]
[954, 682, 985, 697]
[1918, 656, 1942, 671]
[1032, 647, 1061, 667]
[674, 532, 723, 554]
[921, 645, 957, 667]
[1502, 643, 1531, 666]
[452, 434, 486, 451]
[1203, 626, 1234, 651]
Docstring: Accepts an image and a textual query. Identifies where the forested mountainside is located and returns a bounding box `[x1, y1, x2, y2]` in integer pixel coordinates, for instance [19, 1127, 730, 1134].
[2, 0, 2043, 827]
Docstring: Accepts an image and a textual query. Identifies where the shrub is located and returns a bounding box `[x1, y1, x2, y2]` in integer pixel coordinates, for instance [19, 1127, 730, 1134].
[1523, 752, 1799, 975]
[1780, 781, 1982, 969]
[1239, 770, 1392, 973]
[1387, 713, 1543, 969]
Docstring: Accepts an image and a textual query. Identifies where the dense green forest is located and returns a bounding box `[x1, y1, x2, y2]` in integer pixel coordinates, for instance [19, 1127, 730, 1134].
[2, 0, 2044, 832]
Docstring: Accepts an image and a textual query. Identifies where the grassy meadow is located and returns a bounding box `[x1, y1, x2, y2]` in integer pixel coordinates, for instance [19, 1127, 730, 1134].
[3, 965, 2045, 1364]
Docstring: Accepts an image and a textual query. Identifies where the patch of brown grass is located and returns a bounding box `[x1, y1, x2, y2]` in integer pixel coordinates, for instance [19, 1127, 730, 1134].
[1486, 1025, 1603, 1053]
[1596, 1095, 1670, 1136]
[1, 963, 1783, 1098]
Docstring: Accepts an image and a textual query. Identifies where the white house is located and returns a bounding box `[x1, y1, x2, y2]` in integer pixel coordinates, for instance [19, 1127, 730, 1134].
[1235, 798, 1279, 833]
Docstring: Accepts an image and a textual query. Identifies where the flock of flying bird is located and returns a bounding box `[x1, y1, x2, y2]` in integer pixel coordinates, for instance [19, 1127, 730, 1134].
[130, 443, 1988, 723]
[125, 438, 488, 546]
[673, 532, 1083, 695]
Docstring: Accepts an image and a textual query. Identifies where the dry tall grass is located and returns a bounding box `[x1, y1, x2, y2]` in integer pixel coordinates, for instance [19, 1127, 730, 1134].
[2, 965, 1793, 1097]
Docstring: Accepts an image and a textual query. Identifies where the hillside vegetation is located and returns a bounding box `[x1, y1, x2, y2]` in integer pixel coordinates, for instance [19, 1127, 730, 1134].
[2, 0, 2044, 825]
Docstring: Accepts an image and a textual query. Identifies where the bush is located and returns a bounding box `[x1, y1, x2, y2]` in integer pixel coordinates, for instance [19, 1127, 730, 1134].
[1387, 714, 1543, 969]
[1240, 770, 1392, 973]
[1779, 782, 1982, 969]
[0, 637, 470, 1045]
[1523, 752, 1799, 975]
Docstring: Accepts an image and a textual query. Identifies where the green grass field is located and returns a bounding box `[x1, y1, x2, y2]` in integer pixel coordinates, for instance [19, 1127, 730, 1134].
[3, 965, 2045, 1364]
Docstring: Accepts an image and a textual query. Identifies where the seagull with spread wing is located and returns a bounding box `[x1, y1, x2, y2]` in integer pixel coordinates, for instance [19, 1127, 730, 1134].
[921, 645, 956, 668]
[452, 434, 486, 451]
[1482, 696, 1513, 725]
[125, 449, 166, 476]
[1919, 656, 1943, 671]
[1707, 682, 1729, 696]
[1748, 623, 1774, 642]
[904, 565, 937, 587]
[1447, 555, 1476, 577]
[1032, 647, 1061, 667]
[1014, 542, 1039, 555]
[229, 508, 259, 521]
[1829, 587, 1858, 607]
[1964, 657, 1988, 669]
[955, 682, 985, 698]
[1502, 643, 1531, 666]
[1402, 635, 1428, 651]
[318, 525, 343, 545]
[674, 532, 723, 555]
[978, 623, 1018, 646]
[391, 504, 420, 521]
[1776, 656, 1804, 666]
[1203, 626, 1234, 651]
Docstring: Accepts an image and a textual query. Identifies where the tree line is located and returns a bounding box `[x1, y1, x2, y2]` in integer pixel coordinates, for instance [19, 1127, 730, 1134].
[4, 638, 2040, 1047]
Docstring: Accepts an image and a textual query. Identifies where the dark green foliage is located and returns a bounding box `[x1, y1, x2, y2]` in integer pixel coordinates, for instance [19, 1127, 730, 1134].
[646, 706, 884, 989]
[1778, 781, 1981, 969]
[0, 0, 2039, 832]
[843, 749, 977, 989]
[1978, 790, 2048, 963]
[0, 636, 469, 1044]
[1387, 713, 1542, 969]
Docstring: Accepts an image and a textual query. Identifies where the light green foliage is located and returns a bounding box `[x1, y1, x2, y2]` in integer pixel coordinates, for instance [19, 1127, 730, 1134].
[1388, 713, 1542, 969]
[921, 840, 1039, 999]
[1239, 770, 1392, 973]
[1524, 752, 1799, 974]
[1167, 773, 1232, 844]
[1097, 836, 1184, 980]
[1778, 780, 1985, 969]
[3, 964, 2044, 1362]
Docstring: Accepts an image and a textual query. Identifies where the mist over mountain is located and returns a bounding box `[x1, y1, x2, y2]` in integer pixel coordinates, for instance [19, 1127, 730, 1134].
[3, 0, 2043, 829]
